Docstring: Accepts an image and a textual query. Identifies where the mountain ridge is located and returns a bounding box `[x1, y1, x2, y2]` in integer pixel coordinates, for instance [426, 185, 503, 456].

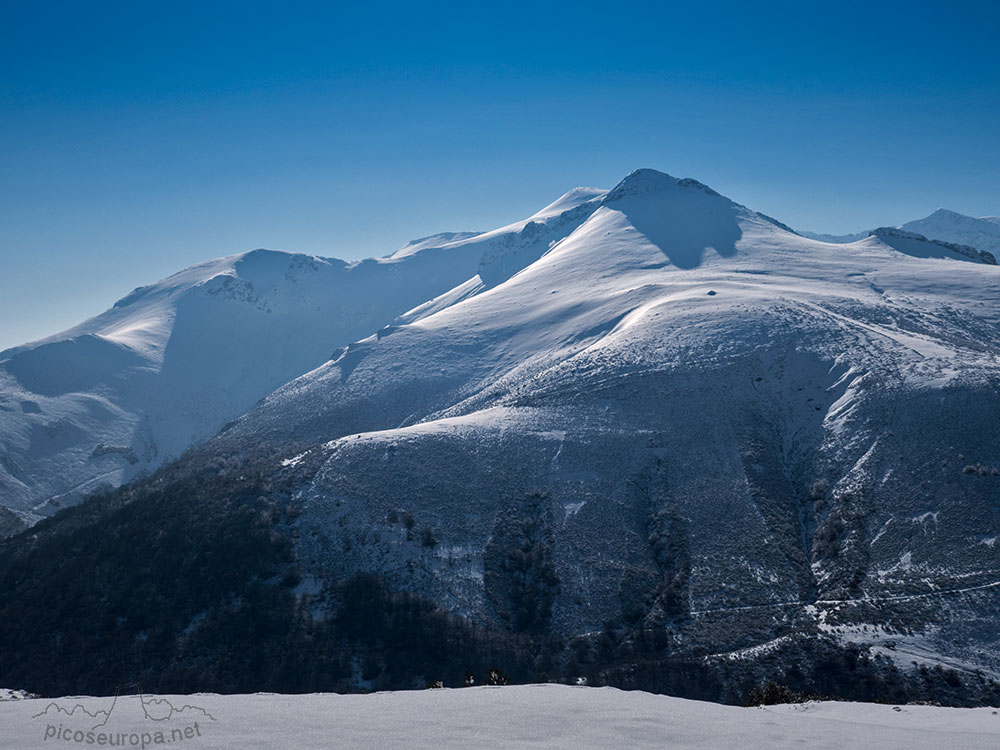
[2, 171, 997, 519]
[0, 189, 611, 516]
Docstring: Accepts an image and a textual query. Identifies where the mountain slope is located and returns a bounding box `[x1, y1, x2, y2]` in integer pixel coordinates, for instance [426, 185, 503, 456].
[0, 187, 607, 518]
[210, 170, 1000, 674]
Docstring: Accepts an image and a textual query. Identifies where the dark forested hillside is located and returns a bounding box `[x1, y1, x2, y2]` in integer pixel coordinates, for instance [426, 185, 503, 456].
[1, 442, 997, 707]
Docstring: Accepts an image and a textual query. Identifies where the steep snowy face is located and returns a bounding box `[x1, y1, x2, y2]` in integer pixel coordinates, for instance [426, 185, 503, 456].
[224, 170, 1000, 672]
[0, 188, 610, 518]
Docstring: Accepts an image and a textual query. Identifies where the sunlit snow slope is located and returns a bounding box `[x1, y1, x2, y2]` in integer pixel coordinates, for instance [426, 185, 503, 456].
[0, 184, 607, 519]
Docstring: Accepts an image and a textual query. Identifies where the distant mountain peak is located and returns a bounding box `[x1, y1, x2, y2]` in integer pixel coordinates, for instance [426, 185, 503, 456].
[802, 207, 1000, 254]
[928, 207, 967, 219]
[924, 207, 999, 223]
[900, 209, 1000, 255]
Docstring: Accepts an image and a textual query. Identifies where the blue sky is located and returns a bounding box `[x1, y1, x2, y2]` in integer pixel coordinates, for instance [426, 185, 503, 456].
[1, 0, 998, 350]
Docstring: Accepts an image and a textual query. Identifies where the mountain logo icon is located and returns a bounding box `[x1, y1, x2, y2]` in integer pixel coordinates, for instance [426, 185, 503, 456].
[32, 682, 215, 745]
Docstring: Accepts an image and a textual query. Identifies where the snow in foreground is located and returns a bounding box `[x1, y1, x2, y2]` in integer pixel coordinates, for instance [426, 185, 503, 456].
[1, 684, 997, 749]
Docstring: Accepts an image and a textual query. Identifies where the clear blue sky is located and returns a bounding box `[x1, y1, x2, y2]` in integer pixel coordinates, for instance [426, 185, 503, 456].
[1, 0, 998, 350]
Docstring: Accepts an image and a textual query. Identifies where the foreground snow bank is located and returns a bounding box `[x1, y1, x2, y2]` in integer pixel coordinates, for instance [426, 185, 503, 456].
[0, 684, 997, 749]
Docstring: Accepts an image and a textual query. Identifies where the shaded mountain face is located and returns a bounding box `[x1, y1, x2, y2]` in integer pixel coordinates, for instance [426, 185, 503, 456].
[0, 186, 606, 519]
[1, 170, 999, 702]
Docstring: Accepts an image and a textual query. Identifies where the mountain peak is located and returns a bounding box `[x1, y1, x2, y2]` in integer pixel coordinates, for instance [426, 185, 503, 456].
[920, 208, 991, 226]
[604, 169, 677, 201]
[603, 169, 722, 204]
[900, 209, 1000, 255]
[928, 208, 966, 220]
[922, 207, 1000, 225]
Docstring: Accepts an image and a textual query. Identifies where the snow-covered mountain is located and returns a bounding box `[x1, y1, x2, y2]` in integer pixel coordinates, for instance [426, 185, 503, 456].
[802, 208, 1000, 260]
[215, 169, 1000, 675]
[1, 169, 998, 702]
[0, 186, 606, 519]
